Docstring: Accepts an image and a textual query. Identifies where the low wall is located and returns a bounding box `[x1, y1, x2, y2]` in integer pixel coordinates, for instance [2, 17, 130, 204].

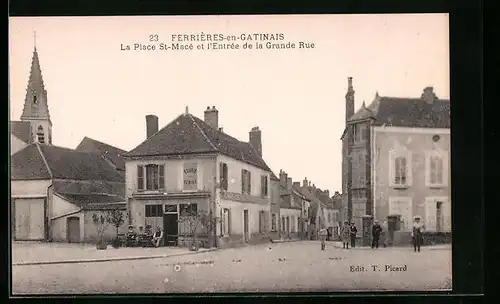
[217, 232, 274, 249]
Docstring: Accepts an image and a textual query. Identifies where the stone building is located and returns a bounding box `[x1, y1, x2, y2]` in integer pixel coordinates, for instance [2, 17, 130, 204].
[10, 44, 128, 243]
[340, 77, 451, 245]
[124, 107, 275, 248]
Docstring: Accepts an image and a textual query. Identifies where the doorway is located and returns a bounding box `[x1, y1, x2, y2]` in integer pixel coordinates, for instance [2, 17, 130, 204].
[243, 210, 249, 243]
[163, 213, 178, 246]
[67, 217, 80, 243]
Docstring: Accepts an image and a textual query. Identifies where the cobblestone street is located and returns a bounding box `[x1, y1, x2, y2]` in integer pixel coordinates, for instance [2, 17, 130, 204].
[12, 241, 451, 294]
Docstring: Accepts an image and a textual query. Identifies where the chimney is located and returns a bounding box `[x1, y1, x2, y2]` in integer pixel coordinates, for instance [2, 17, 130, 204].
[204, 106, 219, 129]
[293, 181, 300, 188]
[146, 115, 159, 139]
[287, 177, 292, 190]
[325, 190, 330, 197]
[279, 170, 288, 187]
[249, 126, 262, 157]
[219, 127, 223, 132]
[345, 77, 355, 124]
[303, 178, 308, 187]
[421, 87, 437, 104]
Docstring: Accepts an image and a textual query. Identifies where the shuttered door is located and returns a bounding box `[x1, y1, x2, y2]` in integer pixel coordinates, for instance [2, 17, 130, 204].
[15, 199, 44, 240]
[29, 199, 45, 240]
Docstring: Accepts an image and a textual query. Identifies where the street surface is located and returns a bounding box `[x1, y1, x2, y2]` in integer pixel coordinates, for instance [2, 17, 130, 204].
[12, 241, 452, 294]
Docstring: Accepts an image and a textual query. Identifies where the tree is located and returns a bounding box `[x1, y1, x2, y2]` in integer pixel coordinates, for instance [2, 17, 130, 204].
[107, 207, 126, 238]
[92, 212, 110, 246]
[178, 207, 219, 250]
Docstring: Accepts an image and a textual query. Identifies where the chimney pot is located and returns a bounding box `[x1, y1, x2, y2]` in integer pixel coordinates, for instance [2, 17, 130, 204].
[212, 106, 216, 110]
[204, 106, 219, 129]
[145, 115, 159, 139]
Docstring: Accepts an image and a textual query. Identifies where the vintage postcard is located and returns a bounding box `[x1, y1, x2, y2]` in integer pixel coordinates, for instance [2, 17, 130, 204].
[9, 14, 451, 294]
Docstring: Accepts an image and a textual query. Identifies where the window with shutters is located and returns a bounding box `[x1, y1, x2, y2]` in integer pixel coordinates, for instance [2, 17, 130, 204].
[138, 164, 165, 191]
[388, 197, 412, 231]
[260, 175, 268, 197]
[281, 216, 285, 232]
[389, 150, 412, 188]
[241, 169, 251, 195]
[145, 205, 163, 217]
[426, 151, 448, 188]
[219, 162, 228, 191]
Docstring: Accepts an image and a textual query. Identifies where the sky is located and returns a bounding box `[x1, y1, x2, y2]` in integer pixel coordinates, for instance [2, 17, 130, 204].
[9, 14, 449, 194]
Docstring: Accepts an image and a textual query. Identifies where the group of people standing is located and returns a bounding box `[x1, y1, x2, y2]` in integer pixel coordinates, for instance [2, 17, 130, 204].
[336, 216, 425, 251]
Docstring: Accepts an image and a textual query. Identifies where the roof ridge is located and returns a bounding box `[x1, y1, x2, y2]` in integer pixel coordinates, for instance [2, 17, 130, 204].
[380, 96, 450, 102]
[188, 114, 218, 151]
[35, 142, 53, 179]
[80, 136, 127, 154]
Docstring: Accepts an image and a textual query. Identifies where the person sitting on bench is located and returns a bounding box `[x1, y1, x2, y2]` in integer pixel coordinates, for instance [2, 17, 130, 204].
[152, 227, 163, 247]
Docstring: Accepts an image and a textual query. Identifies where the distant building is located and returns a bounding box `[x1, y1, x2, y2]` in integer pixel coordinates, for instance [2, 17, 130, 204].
[278, 170, 305, 240]
[124, 107, 275, 248]
[340, 77, 451, 242]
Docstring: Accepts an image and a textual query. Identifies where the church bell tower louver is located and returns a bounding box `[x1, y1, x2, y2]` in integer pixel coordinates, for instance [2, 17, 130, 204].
[20, 33, 52, 145]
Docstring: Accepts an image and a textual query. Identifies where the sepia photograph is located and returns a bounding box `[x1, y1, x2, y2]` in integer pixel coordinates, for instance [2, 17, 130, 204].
[9, 14, 451, 294]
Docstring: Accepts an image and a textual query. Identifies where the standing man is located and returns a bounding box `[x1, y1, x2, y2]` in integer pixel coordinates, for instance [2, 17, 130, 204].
[412, 216, 425, 252]
[371, 220, 383, 249]
[319, 225, 327, 251]
[350, 222, 358, 248]
[341, 221, 351, 249]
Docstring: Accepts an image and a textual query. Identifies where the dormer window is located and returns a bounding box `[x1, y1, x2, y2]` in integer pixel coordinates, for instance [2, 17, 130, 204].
[37, 125, 45, 144]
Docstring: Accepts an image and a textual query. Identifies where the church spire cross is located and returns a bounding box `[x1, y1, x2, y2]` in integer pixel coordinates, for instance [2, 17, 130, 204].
[33, 31, 37, 49]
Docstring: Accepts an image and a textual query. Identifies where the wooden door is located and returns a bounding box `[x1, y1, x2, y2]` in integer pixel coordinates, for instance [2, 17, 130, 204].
[28, 199, 44, 240]
[67, 217, 80, 243]
[164, 213, 178, 246]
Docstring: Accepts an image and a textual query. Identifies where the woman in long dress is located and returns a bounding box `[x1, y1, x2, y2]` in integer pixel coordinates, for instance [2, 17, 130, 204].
[341, 221, 351, 249]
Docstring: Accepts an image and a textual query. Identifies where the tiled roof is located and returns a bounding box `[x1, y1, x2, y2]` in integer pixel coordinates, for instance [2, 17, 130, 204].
[270, 172, 279, 181]
[75, 137, 127, 171]
[126, 113, 272, 172]
[347, 94, 450, 128]
[11, 143, 125, 182]
[10, 121, 32, 144]
[53, 180, 125, 198]
[11, 144, 51, 180]
[56, 193, 126, 211]
[371, 97, 450, 128]
[39, 144, 125, 181]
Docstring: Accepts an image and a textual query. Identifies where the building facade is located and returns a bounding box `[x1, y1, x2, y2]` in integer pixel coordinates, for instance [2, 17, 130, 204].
[124, 107, 274, 248]
[340, 77, 451, 245]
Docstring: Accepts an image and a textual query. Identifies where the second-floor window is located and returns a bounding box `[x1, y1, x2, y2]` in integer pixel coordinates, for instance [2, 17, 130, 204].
[260, 175, 268, 197]
[241, 169, 251, 195]
[219, 162, 228, 191]
[137, 164, 165, 191]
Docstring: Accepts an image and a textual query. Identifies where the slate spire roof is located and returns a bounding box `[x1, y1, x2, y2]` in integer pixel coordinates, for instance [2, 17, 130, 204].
[126, 112, 272, 172]
[20, 46, 51, 123]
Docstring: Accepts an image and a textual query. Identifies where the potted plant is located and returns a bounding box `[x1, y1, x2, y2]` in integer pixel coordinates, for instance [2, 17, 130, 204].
[107, 207, 126, 249]
[92, 212, 110, 250]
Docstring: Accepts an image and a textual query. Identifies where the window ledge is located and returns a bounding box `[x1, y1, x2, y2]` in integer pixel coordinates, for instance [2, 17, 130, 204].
[427, 184, 447, 189]
[391, 185, 410, 190]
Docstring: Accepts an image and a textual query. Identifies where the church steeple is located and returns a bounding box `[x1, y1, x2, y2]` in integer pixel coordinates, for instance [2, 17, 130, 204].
[20, 37, 52, 145]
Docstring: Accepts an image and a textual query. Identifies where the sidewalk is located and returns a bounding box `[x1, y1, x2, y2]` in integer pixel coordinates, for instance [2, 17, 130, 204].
[329, 241, 451, 250]
[11, 242, 218, 266]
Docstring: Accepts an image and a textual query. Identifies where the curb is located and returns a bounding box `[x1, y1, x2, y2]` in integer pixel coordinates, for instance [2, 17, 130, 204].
[12, 248, 219, 266]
